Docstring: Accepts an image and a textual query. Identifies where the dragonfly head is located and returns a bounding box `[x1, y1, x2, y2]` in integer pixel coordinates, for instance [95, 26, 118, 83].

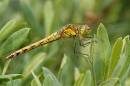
[79, 24, 92, 37]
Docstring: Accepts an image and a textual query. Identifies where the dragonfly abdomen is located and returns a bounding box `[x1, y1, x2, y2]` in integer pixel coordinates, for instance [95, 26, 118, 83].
[6, 32, 61, 59]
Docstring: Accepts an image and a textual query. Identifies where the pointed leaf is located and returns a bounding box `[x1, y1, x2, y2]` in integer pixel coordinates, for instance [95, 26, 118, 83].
[0, 28, 30, 58]
[23, 53, 46, 77]
[80, 70, 92, 86]
[42, 67, 61, 86]
[74, 70, 92, 86]
[43, 0, 54, 35]
[99, 78, 120, 86]
[119, 36, 130, 76]
[120, 65, 130, 86]
[0, 19, 21, 44]
[112, 36, 130, 78]
[58, 54, 74, 86]
[108, 37, 123, 77]
[20, 0, 42, 36]
[94, 23, 111, 81]
[31, 71, 42, 86]
[74, 73, 84, 86]
[0, 74, 22, 83]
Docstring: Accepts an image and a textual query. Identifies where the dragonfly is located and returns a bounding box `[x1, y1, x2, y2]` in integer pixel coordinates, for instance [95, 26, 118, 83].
[6, 24, 92, 59]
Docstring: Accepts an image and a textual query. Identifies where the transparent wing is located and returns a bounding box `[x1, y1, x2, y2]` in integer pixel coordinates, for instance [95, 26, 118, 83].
[73, 35, 94, 71]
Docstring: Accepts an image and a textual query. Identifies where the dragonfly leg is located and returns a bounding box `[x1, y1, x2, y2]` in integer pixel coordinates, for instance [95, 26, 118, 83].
[79, 38, 91, 47]
[80, 38, 97, 47]
[80, 41, 91, 47]
[73, 38, 80, 57]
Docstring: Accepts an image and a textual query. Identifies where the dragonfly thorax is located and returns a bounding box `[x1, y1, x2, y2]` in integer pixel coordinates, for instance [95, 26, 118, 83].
[60, 24, 78, 38]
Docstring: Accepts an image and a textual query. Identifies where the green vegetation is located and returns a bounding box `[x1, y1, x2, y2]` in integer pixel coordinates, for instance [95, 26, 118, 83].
[0, 0, 130, 86]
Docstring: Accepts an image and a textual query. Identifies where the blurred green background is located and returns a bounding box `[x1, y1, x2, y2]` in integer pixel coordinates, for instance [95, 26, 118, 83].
[0, 0, 130, 86]
[0, 0, 130, 43]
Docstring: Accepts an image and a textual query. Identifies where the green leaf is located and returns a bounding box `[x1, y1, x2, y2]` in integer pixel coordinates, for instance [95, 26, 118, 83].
[0, 0, 9, 16]
[31, 71, 41, 86]
[74, 73, 84, 86]
[120, 65, 130, 86]
[23, 53, 46, 77]
[99, 78, 120, 86]
[43, 0, 54, 36]
[125, 78, 130, 86]
[2, 59, 11, 75]
[0, 28, 30, 58]
[80, 70, 92, 86]
[119, 36, 130, 76]
[94, 23, 111, 81]
[0, 74, 22, 83]
[96, 23, 111, 61]
[20, 0, 42, 36]
[108, 37, 123, 77]
[42, 67, 61, 86]
[74, 70, 92, 86]
[0, 19, 21, 44]
[112, 36, 130, 78]
[58, 54, 74, 86]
